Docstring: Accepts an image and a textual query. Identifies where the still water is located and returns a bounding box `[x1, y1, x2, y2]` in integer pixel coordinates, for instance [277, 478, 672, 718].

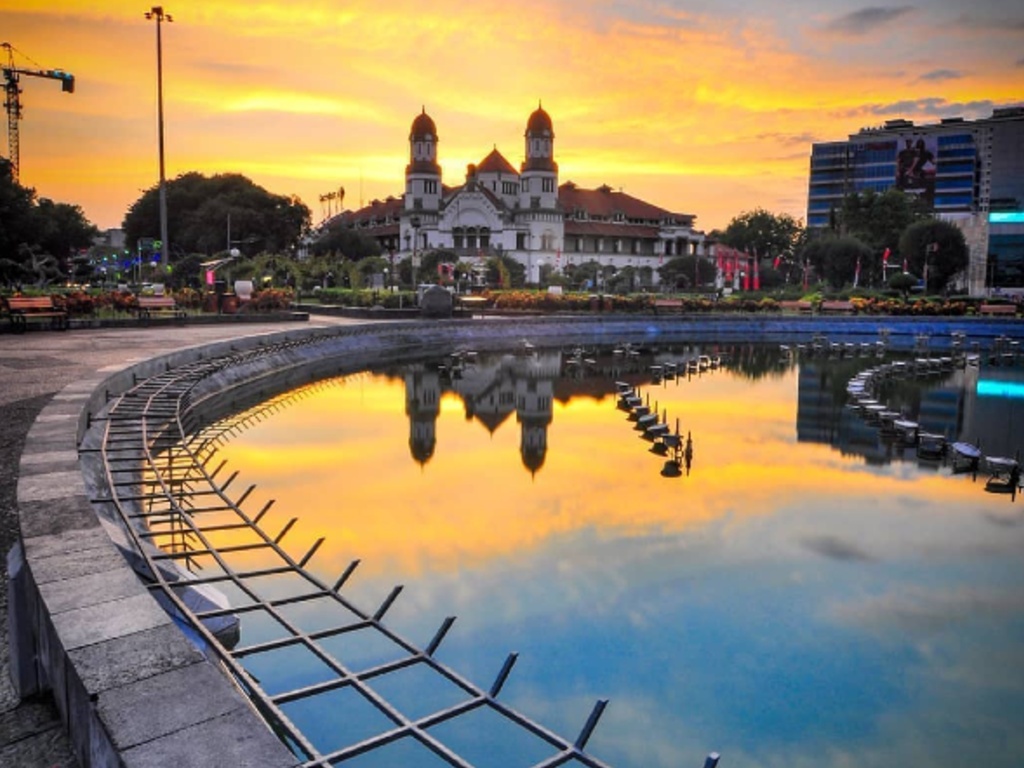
[206, 344, 1024, 768]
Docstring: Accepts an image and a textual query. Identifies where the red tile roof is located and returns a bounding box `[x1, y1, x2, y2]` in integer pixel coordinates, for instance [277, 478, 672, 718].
[336, 196, 404, 229]
[477, 148, 517, 175]
[564, 221, 661, 238]
[559, 182, 692, 225]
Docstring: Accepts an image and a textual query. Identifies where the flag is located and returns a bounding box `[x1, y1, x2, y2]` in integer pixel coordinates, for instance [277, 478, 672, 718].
[882, 247, 890, 268]
[903, 258, 908, 272]
[773, 255, 781, 270]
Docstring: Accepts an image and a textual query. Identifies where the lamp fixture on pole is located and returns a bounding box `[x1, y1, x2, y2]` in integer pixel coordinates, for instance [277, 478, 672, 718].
[145, 6, 172, 273]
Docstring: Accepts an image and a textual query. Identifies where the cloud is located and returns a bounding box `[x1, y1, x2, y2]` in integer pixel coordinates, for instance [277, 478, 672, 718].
[801, 534, 875, 562]
[952, 12, 1024, 33]
[918, 69, 964, 82]
[833, 98, 1009, 123]
[754, 131, 819, 147]
[823, 6, 916, 36]
[871, 97, 951, 114]
[831, 586, 1024, 635]
[1017, 56, 1024, 67]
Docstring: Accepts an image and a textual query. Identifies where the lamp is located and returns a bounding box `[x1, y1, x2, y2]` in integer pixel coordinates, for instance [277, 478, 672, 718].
[145, 6, 172, 273]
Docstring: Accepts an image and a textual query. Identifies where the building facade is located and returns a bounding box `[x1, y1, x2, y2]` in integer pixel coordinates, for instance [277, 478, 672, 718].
[334, 105, 708, 287]
[807, 106, 1024, 296]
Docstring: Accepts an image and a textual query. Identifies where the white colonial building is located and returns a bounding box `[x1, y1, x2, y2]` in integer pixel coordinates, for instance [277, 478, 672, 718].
[335, 105, 707, 285]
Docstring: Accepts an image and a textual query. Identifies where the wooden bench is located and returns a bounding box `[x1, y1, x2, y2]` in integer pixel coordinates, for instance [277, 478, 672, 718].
[652, 298, 683, 314]
[819, 300, 855, 315]
[2, 295, 69, 332]
[134, 295, 186, 322]
[979, 303, 1018, 316]
[458, 295, 490, 313]
[779, 300, 813, 313]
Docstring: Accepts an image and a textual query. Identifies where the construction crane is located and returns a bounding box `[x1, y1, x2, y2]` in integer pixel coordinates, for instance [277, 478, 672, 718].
[2, 42, 74, 182]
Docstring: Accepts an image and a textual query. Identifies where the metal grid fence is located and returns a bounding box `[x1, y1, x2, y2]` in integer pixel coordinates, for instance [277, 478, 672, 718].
[88, 335, 619, 768]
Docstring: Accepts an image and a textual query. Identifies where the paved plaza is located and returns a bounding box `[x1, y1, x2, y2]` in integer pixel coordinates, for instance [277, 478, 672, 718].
[0, 316, 359, 768]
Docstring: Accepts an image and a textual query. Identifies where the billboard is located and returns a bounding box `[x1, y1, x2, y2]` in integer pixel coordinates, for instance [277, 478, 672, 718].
[895, 134, 938, 205]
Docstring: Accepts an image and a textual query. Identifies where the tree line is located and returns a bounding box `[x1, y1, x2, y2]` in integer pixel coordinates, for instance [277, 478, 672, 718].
[709, 191, 969, 295]
[0, 158, 970, 295]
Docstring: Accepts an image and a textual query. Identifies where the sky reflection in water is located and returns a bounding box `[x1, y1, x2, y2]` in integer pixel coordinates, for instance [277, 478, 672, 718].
[208, 347, 1024, 768]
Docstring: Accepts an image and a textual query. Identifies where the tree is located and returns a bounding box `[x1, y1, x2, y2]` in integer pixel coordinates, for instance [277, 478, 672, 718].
[0, 159, 98, 287]
[838, 189, 928, 284]
[0, 159, 39, 270]
[484, 253, 525, 288]
[566, 260, 600, 291]
[309, 221, 382, 261]
[33, 198, 99, 273]
[123, 172, 311, 258]
[657, 255, 717, 291]
[166, 253, 204, 290]
[418, 249, 458, 283]
[888, 271, 917, 300]
[719, 208, 803, 263]
[801, 234, 872, 290]
[898, 218, 969, 294]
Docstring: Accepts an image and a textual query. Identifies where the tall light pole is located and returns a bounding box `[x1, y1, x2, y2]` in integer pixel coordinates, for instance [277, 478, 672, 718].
[146, 6, 172, 273]
[411, 214, 421, 290]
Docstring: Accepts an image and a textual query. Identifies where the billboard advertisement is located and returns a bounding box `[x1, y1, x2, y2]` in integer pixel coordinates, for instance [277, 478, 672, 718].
[895, 134, 938, 206]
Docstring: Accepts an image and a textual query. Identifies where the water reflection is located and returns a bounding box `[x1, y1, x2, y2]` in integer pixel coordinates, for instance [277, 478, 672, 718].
[206, 343, 1024, 768]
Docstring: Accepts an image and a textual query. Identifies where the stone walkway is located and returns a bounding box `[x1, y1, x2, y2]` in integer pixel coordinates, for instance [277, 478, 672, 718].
[0, 316, 359, 767]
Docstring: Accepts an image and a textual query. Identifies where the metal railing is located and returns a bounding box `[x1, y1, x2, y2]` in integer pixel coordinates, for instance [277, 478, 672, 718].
[90, 334, 619, 767]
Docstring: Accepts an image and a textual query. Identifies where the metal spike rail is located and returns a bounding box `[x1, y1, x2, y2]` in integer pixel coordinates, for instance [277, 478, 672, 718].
[89, 334, 618, 767]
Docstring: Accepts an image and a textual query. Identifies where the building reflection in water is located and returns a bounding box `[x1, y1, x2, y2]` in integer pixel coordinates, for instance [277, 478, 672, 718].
[208, 344, 1024, 768]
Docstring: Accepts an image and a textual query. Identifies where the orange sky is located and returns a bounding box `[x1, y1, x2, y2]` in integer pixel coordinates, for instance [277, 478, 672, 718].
[3, 1, 1022, 234]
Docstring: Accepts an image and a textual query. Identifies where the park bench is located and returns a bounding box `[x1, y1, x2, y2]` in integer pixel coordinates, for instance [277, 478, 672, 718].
[2, 295, 69, 332]
[819, 300, 855, 315]
[134, 295, 186, 323]
[458, 295, 490, 312]
[979, 303, 1018, 316]
[779, 300, 813, 314]
[652, 298, 684, 314]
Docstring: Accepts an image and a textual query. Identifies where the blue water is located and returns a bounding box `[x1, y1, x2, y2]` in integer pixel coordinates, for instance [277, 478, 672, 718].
[210, 345, 1024, 767]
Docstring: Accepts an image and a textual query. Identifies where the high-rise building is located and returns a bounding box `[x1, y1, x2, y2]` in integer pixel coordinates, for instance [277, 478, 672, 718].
[807, 107, 1024, 296]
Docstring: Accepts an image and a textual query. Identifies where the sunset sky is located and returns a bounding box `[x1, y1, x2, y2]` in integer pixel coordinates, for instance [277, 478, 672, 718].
[3, 1, 1022, 236]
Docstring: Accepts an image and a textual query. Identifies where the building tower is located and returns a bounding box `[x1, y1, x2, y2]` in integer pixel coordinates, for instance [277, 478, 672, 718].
[406, 107, 442, 214]
[405, 367, 441, 465]
[519, 102, 559, 211]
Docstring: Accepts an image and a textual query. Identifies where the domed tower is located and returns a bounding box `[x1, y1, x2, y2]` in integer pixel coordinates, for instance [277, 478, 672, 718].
[406, 107, 442, 213]
[515, 368, 553, 477]
[405, 367, 441, 466]
[519, 102, 558, 210]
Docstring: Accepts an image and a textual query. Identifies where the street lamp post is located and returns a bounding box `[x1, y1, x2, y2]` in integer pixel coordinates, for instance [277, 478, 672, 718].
[146, 6, 172, 274]
[411, 215, 421, 292]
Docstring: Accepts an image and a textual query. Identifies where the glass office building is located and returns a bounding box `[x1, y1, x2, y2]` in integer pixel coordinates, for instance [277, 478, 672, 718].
[807, 107, 1024, 296]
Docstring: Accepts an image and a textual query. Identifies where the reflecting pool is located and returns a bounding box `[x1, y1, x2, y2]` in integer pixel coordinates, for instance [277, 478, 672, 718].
[205, 343, 1024, 768]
